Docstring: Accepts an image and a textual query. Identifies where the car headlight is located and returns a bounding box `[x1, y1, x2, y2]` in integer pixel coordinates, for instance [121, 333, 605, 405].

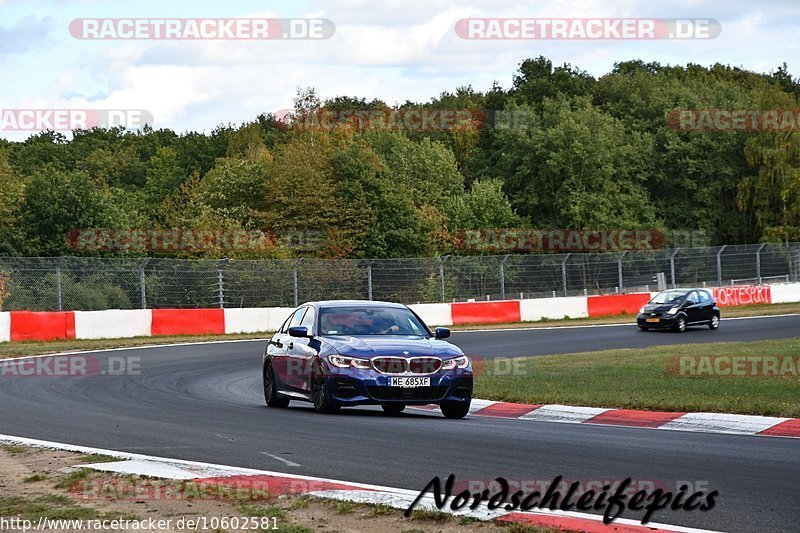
[328, 355, 371, 369]
[639, 306, 646, 314]
[442, 355, 470, 370]
[666, 307, 679, 315]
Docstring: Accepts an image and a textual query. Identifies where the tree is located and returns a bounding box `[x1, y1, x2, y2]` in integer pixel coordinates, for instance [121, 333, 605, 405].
[495, 96, 659, 229]
[0, 149, 25, 254]
[19, 168, 127, 255]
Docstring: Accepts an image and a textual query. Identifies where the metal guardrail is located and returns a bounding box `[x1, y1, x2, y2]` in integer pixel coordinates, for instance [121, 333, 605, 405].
[0, 242, 798, 311]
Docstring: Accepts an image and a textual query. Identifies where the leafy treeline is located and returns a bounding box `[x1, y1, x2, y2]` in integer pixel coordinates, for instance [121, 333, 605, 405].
[1, 57, 799, 259]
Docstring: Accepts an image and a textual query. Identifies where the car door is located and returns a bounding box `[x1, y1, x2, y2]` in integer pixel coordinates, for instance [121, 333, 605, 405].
[683, 291, 702, 323]
[286, 306, 318, 395]
[697, 290, 714, 322]
[272, 308, 305, 390]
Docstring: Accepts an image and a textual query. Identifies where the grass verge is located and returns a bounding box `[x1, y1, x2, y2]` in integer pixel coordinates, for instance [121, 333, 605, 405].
[475, 337, 800, 417]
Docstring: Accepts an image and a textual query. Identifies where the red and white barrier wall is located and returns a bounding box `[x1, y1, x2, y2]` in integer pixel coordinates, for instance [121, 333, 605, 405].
[0, 283, 797, 343]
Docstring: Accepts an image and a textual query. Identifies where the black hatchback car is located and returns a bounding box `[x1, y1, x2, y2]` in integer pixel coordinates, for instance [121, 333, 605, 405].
[637, 289, 720, 332]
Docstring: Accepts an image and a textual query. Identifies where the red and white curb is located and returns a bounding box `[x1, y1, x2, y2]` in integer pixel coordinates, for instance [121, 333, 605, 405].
[0, 434, 717, 533]
[411, 400, 800, 438]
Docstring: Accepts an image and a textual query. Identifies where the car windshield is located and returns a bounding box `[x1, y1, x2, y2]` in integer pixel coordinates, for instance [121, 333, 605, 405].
[318, 306, 428, 336]
[650, 290, 689, 304]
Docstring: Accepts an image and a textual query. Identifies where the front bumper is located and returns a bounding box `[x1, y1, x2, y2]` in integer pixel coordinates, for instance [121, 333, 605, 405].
[326, 368, 473, 406]
[637, 314, 678, 329]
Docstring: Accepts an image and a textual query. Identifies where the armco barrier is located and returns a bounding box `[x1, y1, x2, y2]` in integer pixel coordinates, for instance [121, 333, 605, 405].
[520, 296, 588, 321]
[0, 312, 9, 343]
[1, 283, 798, 343]
[151, 309, 225, 336]
[9, 311, 76, 342]
[451, 300, 520, 325]
[74, 310, 152, 340]
[409, 303, 453, 327]
[771, 283, 800, 304]
[587, 293, 652, 317]
[224, 307, 294, 334]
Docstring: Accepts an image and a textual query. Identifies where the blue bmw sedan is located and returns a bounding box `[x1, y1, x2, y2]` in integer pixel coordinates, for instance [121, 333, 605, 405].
[262, 301, 473, 418]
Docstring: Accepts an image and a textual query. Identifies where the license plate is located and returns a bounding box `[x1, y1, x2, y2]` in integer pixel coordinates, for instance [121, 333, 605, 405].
[646, 318, 660, 323]
[389, 377, 430, 388]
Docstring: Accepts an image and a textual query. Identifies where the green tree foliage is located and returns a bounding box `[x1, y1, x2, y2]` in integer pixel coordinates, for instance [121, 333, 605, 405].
[1, 59, 799, 258]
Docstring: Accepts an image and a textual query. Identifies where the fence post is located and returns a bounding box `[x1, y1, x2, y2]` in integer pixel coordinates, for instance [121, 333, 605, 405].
[617, 251, 627, 292]
[670, 248, 680, 289]
[56, 256, 65, 311]
[716, 245, 727, 286]
[755, 243, 766, 284]
[293, 259, 303, 307]
[367, 261, 373, 301]
[217, 258, 228, 309]
[140, 258, 150, 309]
[561, 253, 571, 297]
[499, 255, 509, 300]
[439, 256, 451, 303]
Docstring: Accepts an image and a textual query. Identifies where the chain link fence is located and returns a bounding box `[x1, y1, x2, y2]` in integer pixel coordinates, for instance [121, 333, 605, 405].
[1, 243, 799, 311]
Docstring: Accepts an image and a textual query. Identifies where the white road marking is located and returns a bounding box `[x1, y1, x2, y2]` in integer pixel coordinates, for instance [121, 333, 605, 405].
[262, 452, 301, 467]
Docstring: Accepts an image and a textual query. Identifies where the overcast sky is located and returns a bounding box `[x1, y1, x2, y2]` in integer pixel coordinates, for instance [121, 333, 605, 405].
[0, 0, 797, 140]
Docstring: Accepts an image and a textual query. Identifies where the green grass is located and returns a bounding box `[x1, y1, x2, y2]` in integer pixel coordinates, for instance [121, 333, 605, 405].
[1, 444, 30, 455]
[76, 453, 118, 464]
[0, 494, 96, 521]
[23, 474, 48, 483]
[475, 337, 800, 417]
[53, 468, 97, 490]
[238, 504, 285, 519]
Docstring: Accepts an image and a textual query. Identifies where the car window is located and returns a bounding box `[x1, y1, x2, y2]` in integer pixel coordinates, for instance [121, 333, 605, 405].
[300, 306, 315, 333]
[699, 290, 711, 303]
[651, 290, 689, 304]
[318, 306, 427, 336]
[686, 291, 699, 304]
[288, 308, 306, 329]
[279, 314, 292, 334]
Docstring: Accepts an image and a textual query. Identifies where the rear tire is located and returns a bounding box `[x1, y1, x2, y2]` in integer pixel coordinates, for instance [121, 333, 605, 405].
[312, 373, 340, 414]
[673, 316, 687, 333]
[440, 400, 470, 419]
[263, 361, 290, 408]
[709, 314, 720, 330]
[381, 403, 406, 416]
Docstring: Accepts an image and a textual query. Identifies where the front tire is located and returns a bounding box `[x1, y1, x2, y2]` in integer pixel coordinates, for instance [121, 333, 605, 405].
[709, 314, 720, 330]
[312, 374, 340, 414]
[673, 316, 687, 333]
[381, 403, 406, 416]
[263, 361, 290, 408]
[440, 400, 470, 419]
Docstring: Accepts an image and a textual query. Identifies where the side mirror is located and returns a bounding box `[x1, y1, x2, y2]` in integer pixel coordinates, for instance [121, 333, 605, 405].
[288, 326, 310, 338]
[434, 327, 451, 339]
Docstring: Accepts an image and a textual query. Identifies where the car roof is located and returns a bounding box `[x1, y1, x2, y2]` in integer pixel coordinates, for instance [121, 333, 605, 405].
[303, 300, 408, 309]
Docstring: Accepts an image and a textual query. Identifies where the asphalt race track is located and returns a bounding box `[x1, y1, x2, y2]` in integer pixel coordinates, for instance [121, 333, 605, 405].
[0, 316, 798, 532]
